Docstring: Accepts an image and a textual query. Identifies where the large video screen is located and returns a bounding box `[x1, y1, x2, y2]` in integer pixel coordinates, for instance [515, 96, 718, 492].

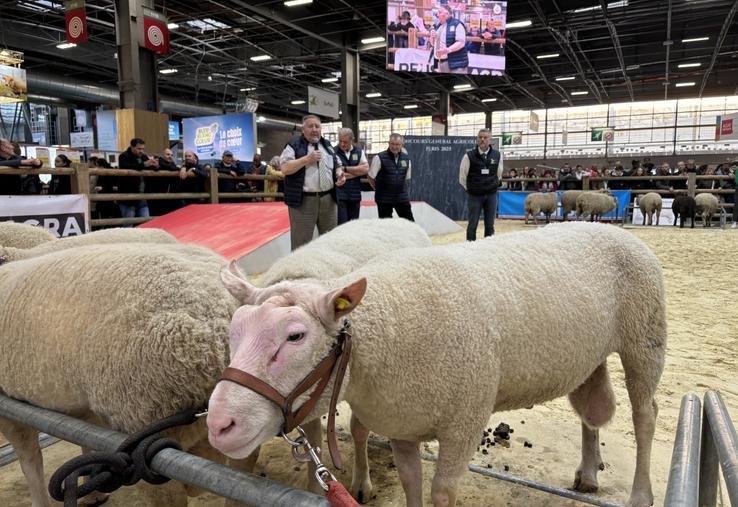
[386, 1, 507, 76]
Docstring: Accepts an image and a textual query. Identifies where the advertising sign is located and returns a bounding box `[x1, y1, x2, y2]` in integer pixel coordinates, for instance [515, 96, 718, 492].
[388, 1, 507, 76]
[64, 0, 88, 44]
[715, 113, 738, 141]
[591, 127, 615, 142]
[96, 109, 118, 152]
[0, 65, 27, 104]
[168, 121, 180, 140]
[308, 86, 340, 119]
[70, 131, 94, 148]
[142, 8, 170, 55]
[182, 113, 255, 162]
[0, 195, 90, 237]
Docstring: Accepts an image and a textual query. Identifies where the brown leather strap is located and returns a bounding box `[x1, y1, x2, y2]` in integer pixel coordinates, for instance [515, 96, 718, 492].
[283, 346, 340, 432]
[221, 367, 287, 408]
[326, 333, 352, 470]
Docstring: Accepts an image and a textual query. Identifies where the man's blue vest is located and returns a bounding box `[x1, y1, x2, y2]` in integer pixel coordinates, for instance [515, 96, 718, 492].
[283, 135, 337, 208]
[375, 150, 411, 204]
[335, 145, 363, 202]
[445, 18, 469, 69]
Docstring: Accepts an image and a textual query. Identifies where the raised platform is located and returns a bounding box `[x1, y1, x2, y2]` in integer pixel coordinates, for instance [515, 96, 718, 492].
[141, 201, 460, 275]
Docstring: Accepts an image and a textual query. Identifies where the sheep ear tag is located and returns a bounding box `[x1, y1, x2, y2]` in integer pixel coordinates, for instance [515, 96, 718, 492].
[330, 278, 367, 319]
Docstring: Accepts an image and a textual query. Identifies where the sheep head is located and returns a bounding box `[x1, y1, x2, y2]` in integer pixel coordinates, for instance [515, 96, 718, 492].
[208, 261, 367, 459]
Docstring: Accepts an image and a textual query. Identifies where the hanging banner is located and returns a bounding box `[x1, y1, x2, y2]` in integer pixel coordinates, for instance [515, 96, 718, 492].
[562, 128, 568, 146]
[70, 131, 94, 148]
[0, 195, 90, 237]
[183, 112, 256, 162]
[529, 111, 539, 133]
[142, 8, 170, 55]
[715, 113, 738, 141]
[0, 65, 27, 104]
[393, 48, 505, 76]
[96, 109, 118, 152]
[65, 0, 88, 44]
[591, 127, 615, 142]
[307, 86, 340, 119]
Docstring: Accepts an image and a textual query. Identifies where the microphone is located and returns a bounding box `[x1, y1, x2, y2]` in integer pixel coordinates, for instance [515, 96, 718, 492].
[312, 142, 319, 151]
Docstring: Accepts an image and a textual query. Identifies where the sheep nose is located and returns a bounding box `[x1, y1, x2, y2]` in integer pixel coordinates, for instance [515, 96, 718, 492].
[207, 413, 237, 440]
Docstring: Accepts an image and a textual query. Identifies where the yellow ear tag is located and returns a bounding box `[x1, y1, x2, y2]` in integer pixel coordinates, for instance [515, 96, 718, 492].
[335, 297, 351, 311]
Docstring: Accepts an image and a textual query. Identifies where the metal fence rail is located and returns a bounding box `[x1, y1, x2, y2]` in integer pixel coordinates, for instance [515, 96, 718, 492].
[0, 394, 329, 507]
[665, 391, 738, 507]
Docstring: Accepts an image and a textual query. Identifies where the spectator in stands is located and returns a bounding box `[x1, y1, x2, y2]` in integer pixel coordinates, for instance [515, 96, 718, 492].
[1, 138, 42, 194]
[506, 168, 522, 191]
[522, 166, 537, 191]
[608, 162, 625, 190]
[117, 137, 159, 222]
[335, 127, 369, 225]
[590, 166, 608, 190]
[48, 154, 72, 195]
[146, 148, 180, 215]
[92, 158, 121, 221]
[392, 11, 415, 49]
[433, 4, 468, 74]
[178, 150, 207, 202]
[653, 163, 673, 195]
[671, 160, 687, 190]
[574, 165, 586, 189]
[263, 156, 284, 202]
[459, 128, 502, 240]
[499, 169, 510, 190]
[481, 19, 504, 57]
[280, 114, 346, 250]
[537, 169, 557, 192]
[728, 162, 737, 227]
[369, 132, 413, 221]
[685, 159, 699, 174]
[246, 154, 267, 194]
[466, 26, 482, 54]
[698, 166, 716, 190]
[558, 164, 578, 191]
[214, 150, 244, 194]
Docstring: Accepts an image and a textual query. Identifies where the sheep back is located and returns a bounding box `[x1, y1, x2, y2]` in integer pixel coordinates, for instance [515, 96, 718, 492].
[524, 192, 557, 215]
[561, 190, 583, 215]
[576, 192, 616, 216]
[694, 193, 719, 215]
[0, 243, 236, 433]
[258, 218, 432, 286]
[638, 193, 662, 214]
[672, 195, 696, 217]
[0, 222, 57, 249]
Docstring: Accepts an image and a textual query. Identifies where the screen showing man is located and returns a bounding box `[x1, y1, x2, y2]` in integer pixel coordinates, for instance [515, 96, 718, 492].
[387, 1, 507, 76]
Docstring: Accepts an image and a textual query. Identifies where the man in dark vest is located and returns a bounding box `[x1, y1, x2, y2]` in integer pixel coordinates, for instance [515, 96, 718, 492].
[459, 128, 503, 240]
[368, 133, 414, 221]
[279, 114, 346, 250]
[432, 4, 468, 74]
[334, 127, 369, 225]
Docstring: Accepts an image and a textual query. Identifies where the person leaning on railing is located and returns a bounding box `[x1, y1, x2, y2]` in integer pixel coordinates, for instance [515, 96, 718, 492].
[263, 156, 284, 203]
[0, 137, 42, 195]
[178, 150, 208, 204]
[117, 137, 159, 222]
[48, 154, 72, 195]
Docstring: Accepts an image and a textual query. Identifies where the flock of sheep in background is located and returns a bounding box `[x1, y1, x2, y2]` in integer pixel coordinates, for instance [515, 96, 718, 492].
[523, 189, 722, 228]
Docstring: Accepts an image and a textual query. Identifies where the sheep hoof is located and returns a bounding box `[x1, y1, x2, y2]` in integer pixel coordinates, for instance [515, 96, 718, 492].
[573, 472, 599, 494]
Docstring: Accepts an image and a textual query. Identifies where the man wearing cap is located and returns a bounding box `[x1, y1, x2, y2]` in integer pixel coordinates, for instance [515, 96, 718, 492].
[214, 150, 244, 193]
[280, 114, 346, 250]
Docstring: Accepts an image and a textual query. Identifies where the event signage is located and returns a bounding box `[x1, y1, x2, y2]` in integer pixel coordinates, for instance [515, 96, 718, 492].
[70, 131, 94, 148]
[64, 0, 88, 45]
[182, 112, 255, 162]
[142, 8, 169, 55]
[591, 127, 615, 142]
[529, 111, 539, 133]
[502, 132, 522, 145]
[715, 113, 738, 141]
[0, 65, 27, 104]
[307, 86, 340, 119]
[0, 195, 90, 237]
[168, 121, 180, 141]
[96, 109, 118, 152]
[388, 1, 507, 76]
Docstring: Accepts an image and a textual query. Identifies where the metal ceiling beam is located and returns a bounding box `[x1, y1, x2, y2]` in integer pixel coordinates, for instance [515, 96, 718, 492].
[599, 0, 634, 101]
[664, 0, 673, 100]
[506, 38, 571, 105]
[698, 0, 738, 97]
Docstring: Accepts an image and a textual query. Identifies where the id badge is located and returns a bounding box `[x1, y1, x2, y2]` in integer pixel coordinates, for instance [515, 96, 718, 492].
[481, 169, 490, 175]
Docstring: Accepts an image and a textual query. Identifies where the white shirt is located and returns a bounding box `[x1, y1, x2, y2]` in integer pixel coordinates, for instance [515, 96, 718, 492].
[338, 148, 368, 167]
[280, 141, 335, 192]
[459, 148, 504, 190]
[369, 153, 412, 180]
[433, 22, 466, 60]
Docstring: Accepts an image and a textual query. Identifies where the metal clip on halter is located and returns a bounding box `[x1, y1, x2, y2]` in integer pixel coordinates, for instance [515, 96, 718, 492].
[282, 426, 337, 491]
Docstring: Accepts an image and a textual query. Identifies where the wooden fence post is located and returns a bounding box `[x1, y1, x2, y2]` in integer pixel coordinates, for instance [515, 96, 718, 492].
[71, 165, 92, 221]
[687, 173, 696, 198]
[208, 167, 219, 204]
[582, 174, 590, 191]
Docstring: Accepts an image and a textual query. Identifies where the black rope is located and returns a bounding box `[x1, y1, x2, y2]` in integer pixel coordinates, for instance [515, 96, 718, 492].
[48, 409, 200, 507]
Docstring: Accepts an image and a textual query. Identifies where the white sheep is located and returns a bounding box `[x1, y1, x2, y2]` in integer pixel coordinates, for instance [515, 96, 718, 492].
[0, 227, 178, 263]
[0, 242, 248, 507]
[694, 193, 719, 228]
[561, 190, 583, 221]
[524, 192, 558, 225]
[258, 218, 432, 286]
[576, 192, 618, 222]
[208, 222, 666, 507]
[0, 221, 56, 249]
[637, 193, 662, 226]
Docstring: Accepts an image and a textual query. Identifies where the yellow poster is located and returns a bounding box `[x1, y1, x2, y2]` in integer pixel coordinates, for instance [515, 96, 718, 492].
[57, 148, 81, 164]
[36, 148, 50, 166]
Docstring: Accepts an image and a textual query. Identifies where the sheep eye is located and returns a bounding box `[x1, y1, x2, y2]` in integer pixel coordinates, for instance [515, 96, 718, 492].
[287, 332, 304, 343]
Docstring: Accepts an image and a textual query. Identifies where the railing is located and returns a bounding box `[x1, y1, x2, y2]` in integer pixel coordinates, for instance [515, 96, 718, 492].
[0, 166, 284, 227]
[0, 394, 329, 506]
[665, 391, 738, 506]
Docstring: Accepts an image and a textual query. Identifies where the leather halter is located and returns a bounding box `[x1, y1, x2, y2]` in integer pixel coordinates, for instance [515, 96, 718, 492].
[219, 320, 352, 470]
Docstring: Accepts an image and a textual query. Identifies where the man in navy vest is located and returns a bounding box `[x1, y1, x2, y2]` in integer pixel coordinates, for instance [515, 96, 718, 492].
[280, 114, 346, 250]
[368, 133, 414, 221]
[432, 4, 468, 74]
[335, 127, 369, 225]
[459, 129, 503, 240]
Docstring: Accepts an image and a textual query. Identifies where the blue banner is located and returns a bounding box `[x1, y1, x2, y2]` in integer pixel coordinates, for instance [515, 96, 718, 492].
[498, 190, 631, 220]
[168, 121, 180, 141]
[182, 113, 255, 162]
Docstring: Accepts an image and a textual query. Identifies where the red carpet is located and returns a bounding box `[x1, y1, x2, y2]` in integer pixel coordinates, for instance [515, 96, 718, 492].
[139, 203, 290, 260]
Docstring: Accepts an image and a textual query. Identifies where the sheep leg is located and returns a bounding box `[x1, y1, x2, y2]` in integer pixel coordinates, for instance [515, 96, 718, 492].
[642, 213, 647, 226]
[619, 341, 664, 507]
[349, 414, 373, 504]
[430, 430, 479, 507]
[389, 439, 423, 507]
[656, 209, 660, 226]
[0, 416, 52, 507]
[568, 362, 615, 493]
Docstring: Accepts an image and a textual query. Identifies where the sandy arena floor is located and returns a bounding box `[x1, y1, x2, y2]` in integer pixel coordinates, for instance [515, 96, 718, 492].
[1, 220, 736, 506]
